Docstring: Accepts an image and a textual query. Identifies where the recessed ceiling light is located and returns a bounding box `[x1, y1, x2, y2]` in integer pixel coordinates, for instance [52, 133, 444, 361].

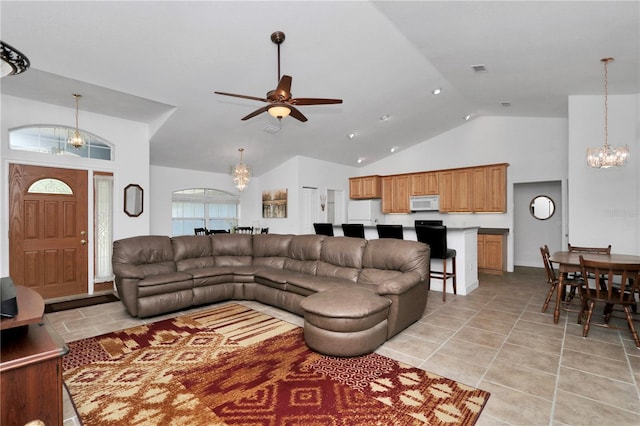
[464, 114, 472, 121]
[347, 132, 356, 139]
[357, 158, 364, 164]
[432, 88, 442, 95]
[390, 147, 398, 153]
[379, 114, 390, 121]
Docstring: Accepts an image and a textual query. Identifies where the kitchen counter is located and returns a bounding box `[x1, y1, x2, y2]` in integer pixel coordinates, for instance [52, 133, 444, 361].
[478, 228, 509, 235]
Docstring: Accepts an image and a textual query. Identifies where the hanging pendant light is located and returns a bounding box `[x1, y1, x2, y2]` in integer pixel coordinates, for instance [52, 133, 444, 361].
[67, 94, 86, 149]
[232, 148, 250, 191]
[0, 41, 30, 77]
[586, 58, 629, 168]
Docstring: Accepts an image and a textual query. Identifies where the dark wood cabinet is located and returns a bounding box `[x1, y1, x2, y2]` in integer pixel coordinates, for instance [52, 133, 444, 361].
[1, 288, 68, 426]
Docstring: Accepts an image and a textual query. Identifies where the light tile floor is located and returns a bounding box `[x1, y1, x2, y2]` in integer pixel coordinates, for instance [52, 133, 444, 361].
[46, 267, 640, 425]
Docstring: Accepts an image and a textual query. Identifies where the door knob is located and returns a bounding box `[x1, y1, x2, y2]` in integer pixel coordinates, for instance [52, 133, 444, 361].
[80, 230, 87, 236]
[80, 239, 87, 245]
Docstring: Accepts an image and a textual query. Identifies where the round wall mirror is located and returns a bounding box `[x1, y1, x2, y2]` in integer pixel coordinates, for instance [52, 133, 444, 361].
[529, 195, 555, 220]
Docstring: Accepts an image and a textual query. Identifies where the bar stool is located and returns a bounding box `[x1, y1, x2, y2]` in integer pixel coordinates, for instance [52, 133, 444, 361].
[341, 223, 365, 238]
[415, 225, 456, 301]
[376, 224, 404, 239]
[313, 223, 334, 236]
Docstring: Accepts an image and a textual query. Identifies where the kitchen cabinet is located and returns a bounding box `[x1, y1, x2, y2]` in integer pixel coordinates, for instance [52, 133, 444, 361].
[349, 175, 381, 199]
[410, 172, 439, 196]
[381, 175, 410, 213]
[478, 233, 506, 273]
[438, 169, 472, 212]
[472, 164, 507, 213]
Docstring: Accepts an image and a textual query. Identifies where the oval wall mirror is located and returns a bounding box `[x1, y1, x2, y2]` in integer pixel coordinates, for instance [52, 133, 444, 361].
[124, 184, 143, 217]
[529, 195, 555, 220]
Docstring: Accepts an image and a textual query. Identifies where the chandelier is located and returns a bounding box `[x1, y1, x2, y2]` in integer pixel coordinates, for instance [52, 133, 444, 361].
[0, 41, 30, 77]
[67, 94, 86, 149]
[232, 148, 250, 191]
[586, 58, 629, 168]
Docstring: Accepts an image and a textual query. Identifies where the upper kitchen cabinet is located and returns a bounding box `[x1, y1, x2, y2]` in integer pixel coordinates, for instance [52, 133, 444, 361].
[381, 175, 410, 213]
[471, 164, 507, 213]
[441, 164, 507, 213]
[438, 169, 472, 213]
[349, 175, 381, 199]
[410, 172, 439, 196]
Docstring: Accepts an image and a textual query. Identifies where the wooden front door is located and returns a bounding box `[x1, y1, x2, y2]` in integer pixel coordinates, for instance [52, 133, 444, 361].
[9, 164, 88, 299]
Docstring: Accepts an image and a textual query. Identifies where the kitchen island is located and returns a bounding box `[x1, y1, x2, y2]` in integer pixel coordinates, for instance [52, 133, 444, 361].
[332, 225, 480, 296]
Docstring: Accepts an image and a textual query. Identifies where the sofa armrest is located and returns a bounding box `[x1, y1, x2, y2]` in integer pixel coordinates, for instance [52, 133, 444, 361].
[376, 272, 422, 295]
[113, 263, 144, 279]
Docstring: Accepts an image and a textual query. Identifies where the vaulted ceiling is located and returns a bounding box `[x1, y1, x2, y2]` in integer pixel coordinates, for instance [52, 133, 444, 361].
[2, 1, 638, 175]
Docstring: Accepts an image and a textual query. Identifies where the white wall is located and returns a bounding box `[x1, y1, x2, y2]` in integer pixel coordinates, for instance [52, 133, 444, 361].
[149, 165, 240, 236]
[1, 94, 150, 279]
[568, 94, 640, 255]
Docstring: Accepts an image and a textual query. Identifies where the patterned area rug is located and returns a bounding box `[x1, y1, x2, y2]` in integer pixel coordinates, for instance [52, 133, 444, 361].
[64, 303, 490, 425]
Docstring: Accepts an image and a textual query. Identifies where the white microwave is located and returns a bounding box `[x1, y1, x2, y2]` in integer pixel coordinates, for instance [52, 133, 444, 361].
[410, 195, 440, 211]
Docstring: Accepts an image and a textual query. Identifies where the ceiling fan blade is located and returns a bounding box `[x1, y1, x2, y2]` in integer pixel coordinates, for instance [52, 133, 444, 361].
[241, 105, 270, 121]
[288, 105, 308, 122]
[214, 91, 269, 103]
[275, 75, 292, 96]
[290, 98, 343, 106]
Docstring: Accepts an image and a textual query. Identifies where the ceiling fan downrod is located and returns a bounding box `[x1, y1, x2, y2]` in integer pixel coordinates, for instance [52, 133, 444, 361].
[270, 31, 286, 84]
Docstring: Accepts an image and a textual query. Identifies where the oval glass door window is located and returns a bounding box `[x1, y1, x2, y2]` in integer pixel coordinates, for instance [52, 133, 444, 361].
[530, 195, 555, 220]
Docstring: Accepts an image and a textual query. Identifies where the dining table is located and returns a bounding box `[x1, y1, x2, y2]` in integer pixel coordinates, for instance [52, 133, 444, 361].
[549, 251, 640, 324]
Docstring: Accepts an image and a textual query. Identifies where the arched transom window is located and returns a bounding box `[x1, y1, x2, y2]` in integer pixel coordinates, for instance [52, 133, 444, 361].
[9, 125, 113, 160]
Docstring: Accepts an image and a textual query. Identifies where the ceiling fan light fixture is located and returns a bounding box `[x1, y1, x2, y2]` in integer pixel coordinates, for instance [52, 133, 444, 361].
[268, 104, 291, 119]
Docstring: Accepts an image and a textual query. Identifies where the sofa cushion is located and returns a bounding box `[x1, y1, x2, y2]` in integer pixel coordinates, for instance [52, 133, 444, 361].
[137, 272, 193, 297]
[252, 234, 292, 269]
[316, 236, 366, 282]
[172, 235, 214, 271]
[361, 239, 428, 277]
[286, 274, 352, 296]
[212, 233, 253, 266]
[283, 234, 324, 274]
[113, 235, 175, 267]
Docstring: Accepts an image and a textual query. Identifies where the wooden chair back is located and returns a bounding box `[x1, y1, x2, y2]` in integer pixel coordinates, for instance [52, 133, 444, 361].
[194, 227, 207, 235]
[579, 256, 640, 304]
[568, 244, 611, 254]
[235, 226, 253, 234]
[540, 245, 557, 284]
[208, 229, 230, 234]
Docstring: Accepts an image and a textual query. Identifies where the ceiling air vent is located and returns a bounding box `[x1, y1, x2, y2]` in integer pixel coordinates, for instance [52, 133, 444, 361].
[471, 64, 487, 73]
[263, 124, 280, 134]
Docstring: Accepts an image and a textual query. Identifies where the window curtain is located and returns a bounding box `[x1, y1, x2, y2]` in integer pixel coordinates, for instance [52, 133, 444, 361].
[94, 174, 114, 282]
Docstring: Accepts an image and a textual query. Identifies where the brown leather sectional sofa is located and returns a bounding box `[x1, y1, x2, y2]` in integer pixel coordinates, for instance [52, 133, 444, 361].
[112, 233, 430, 355]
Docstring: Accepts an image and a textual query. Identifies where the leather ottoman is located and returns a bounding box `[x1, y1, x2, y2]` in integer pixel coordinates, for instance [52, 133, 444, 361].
[300, 287, 391, 357]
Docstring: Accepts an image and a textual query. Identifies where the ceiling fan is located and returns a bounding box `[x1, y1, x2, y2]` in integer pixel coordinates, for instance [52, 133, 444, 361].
[214, 31, 342, 122]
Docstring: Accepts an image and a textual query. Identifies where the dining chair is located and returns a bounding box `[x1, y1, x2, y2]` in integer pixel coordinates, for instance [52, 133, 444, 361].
[540, 245, 583, 314]
[578, 255, 640, 347]
[208, 229, 230, 234]
[567, 243, 612, 289]
[260, 227, 269, 234]
[313, 223, 334, 236]
[194, 227, 208, 236]
[416, 225, 455, 301]
[376, 224, 404, 239]
[568, 244, 612, 254]
[341, 223, 365, 239]
[235, 226, 253, 234]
